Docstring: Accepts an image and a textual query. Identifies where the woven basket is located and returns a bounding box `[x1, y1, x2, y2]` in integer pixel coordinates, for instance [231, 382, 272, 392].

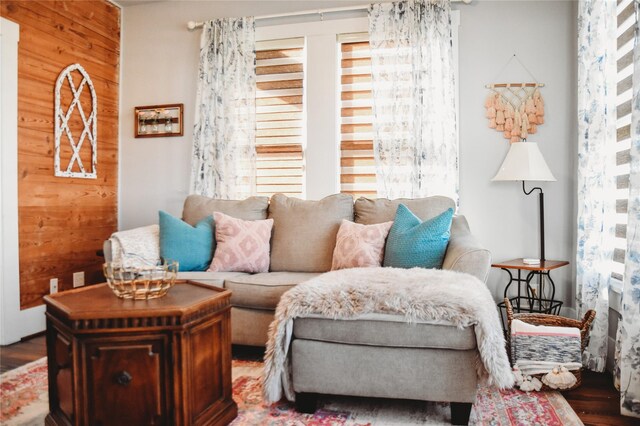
[504, 298, 596, 391]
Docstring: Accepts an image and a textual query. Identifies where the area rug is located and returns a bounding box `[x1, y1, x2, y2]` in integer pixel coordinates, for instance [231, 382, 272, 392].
[1, 357, 583, 425]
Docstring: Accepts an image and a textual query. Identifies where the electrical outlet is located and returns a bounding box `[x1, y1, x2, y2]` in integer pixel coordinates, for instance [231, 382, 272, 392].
[73, 271, 85, 288]
[50, 278, 58, 294]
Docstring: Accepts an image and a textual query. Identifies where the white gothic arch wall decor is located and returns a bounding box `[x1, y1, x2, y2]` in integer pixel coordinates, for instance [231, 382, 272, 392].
[54, 63, 97, 178]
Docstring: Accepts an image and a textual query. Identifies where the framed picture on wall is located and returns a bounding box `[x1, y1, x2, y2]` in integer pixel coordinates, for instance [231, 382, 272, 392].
[134, 103, 184, 138]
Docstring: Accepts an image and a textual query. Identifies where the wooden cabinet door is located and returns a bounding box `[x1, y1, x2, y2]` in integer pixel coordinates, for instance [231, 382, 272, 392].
[84, 335, 169, 426]
[185, 312, 233, 425]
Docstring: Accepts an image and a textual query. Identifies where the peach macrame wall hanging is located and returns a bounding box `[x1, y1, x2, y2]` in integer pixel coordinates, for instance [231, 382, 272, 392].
[484, 54, 545, 143]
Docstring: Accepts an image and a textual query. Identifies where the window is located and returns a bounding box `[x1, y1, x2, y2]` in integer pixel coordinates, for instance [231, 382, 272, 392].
[612, 0, 636, 283]
[254, 13, 458, 199]
[339, 35, 377, 199]
[255, 38, 305, 197]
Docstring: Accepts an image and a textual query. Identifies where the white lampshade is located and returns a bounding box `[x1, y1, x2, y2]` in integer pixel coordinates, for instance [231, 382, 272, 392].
[492, 142, 556, 182]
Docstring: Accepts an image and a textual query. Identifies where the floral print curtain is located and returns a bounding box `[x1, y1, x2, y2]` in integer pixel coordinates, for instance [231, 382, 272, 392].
[576, 0, 617, 373]
[190, 17, 256, 199]
[617, 0, 640, 417]
[368, 0, 458, 200]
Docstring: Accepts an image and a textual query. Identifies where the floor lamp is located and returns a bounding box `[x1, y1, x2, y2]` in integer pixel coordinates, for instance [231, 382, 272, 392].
[492, 142, 556, 263]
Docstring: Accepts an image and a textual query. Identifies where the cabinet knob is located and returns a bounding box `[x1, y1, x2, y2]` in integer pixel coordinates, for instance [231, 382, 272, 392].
[115, 370, 133, 386]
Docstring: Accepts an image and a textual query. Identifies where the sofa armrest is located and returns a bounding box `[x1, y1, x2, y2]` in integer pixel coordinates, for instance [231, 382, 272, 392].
[442, 233, 491, 283]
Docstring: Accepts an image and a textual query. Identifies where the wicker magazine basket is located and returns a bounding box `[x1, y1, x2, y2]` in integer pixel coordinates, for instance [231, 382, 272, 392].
[504, 298, 596, 391]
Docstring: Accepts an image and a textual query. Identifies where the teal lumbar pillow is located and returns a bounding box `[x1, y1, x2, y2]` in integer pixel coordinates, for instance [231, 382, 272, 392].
[383, 204, 454, 269]
[159, 210, 214, 272]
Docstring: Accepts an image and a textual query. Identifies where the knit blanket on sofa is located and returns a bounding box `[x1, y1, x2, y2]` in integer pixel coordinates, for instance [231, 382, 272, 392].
[262, 267, 514, 403]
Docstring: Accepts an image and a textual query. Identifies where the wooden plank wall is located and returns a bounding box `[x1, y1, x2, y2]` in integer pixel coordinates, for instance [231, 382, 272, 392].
[1, 0, 120, 309]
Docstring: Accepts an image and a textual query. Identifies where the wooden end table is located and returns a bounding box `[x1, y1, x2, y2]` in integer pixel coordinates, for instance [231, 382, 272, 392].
[43, 280, 237, 426]
[493, 258, 569, 320]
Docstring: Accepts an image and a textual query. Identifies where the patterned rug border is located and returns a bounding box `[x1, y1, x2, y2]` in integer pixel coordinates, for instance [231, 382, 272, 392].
[0, 357, 584, 426]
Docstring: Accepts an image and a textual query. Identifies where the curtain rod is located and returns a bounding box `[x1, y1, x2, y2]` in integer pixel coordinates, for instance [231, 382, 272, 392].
[186, 0, 471, 31]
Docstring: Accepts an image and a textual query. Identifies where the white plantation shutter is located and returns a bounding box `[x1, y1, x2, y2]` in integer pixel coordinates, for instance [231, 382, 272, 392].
[612, 0, 636, 281]
[255, 38, 305, 197]
[339, 35, 377, 199]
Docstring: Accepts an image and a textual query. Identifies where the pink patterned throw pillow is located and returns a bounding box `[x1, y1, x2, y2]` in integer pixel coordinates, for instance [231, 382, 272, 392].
[331, 220, 393, 270]
[208, 212, 274, 273]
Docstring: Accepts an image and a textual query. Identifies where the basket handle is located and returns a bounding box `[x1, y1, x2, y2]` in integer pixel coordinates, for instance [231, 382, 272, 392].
[580, 309, 596, 331]
[579, 309, 596, 351]
[504, 298, 514, 323]
[503, 298, 514, 364]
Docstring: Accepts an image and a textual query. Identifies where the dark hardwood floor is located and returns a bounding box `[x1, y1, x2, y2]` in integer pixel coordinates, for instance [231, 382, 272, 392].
[564, 371, 638, 426]
[1, 335, 636, 425]
[0, 334, 46, 374]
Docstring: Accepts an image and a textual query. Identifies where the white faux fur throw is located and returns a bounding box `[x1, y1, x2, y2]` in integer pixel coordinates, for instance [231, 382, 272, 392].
[262, 267, 514, 403]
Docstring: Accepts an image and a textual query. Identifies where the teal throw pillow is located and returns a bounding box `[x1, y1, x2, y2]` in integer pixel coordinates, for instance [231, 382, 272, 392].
[383, 204, 454, 269]
[159, 210, 214, 272]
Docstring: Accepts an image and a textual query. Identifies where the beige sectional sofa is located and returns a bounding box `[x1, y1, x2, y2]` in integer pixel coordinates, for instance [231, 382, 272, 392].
[105, 193, 491, 425]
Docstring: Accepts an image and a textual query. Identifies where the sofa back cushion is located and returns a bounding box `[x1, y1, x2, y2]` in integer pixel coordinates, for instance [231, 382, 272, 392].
[354, 196, 455, 224]
[354, 196, 470, 238]
[182, 195, 269, 226]
[269, 194, 354, 272]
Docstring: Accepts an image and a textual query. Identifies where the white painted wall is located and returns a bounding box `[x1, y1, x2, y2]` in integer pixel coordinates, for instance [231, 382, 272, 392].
[119, 1, 578, 308]
[457, 1, 577, 311]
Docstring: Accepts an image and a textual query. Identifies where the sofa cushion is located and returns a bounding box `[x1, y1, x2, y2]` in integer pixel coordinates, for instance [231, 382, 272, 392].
[176, 271, 249, 288]
[268, 194, 354, 272]
[159, 211, 213, 271]
[182, 195, 269, 226]
[208, 212, 273, 273]
[293, 313, 476, 350]
[383, 205, 454, 269]
[331, 220, 393, 270]
[354, 196, 455, 225]
[225, 272, 321, 310]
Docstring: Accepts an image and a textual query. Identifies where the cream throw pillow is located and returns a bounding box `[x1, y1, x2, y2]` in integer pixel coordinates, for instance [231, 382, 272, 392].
[331, 220, 393, 270]
[208, 212, 273, 273]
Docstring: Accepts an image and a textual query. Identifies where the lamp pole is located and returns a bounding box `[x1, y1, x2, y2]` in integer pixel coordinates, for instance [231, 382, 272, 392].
[522, 181, 545, 262]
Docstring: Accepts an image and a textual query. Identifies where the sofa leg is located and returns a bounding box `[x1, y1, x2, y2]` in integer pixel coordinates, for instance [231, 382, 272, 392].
[295, 392, 318, 414]
[450, 402, 472, 425]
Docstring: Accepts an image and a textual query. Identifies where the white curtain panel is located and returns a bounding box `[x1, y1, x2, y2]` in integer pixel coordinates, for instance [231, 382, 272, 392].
[576, 0, 617, 372]
[190, 17, 256, 199]
[617, 1, 640, 416]
[368, 0, 458, 200]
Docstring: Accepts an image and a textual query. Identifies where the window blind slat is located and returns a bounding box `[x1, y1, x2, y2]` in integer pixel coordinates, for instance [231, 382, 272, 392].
[617, 99, 632, 117]
[617, 148, 631, 166]
[617, 199, 629, 214]
[256, 64, 303, 75]
[618, 50, 634, 73]
[617, 174, 630, 189]
[618, 24, 635, 49]
[257, 80, 303, 90]
[256, 48, 303, 60]
[618, 1, 635, 25]
[614, 248, 626, 264]
[616, 224, 627, 239]
[617, 124, 631, 141]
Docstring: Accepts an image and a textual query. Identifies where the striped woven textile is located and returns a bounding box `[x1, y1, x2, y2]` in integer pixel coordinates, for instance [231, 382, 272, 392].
[511, 319, 582, 376]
